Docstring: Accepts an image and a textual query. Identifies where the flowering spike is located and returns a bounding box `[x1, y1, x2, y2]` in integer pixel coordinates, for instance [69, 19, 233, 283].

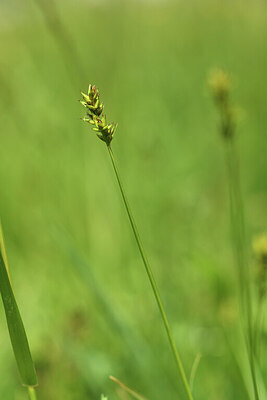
[209, 69, 236, 139]
[81, 92, 90, 102]
[80, 84, 117, 146]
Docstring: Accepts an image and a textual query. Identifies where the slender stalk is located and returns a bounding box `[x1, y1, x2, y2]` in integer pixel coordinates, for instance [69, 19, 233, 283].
[189, 353, 202, 392]
[28, 387, 38, 400]
[224, 138, 259, 400]
[209, 69, 260, 399]
[110, 376, 147, 400]
[107, 145, 194, 400]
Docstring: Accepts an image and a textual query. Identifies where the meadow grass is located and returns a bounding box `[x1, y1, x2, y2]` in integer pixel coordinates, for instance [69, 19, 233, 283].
[0, 223, 38, 399]
[0, 0, 267, 399]
[209, 70, 261, 399]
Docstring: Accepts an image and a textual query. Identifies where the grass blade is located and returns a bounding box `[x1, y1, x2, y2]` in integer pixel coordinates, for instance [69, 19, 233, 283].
[189, 353, 202, 392]
[0, 223, 37, 387]
[110, 376, 147, 400]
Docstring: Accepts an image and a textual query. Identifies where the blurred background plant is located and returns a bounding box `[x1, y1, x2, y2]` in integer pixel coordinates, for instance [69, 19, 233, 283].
[209, 68, 263, 400]
[252, 234, 267, 364]
[0, 0, 266, 399]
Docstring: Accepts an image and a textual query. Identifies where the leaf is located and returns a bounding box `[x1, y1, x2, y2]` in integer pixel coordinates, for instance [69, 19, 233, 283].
[0, 222, 37, 387]
[109, 376, 147, 400]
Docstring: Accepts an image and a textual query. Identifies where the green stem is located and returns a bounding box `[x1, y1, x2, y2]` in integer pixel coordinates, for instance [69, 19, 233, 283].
[28, 387, 37, 400]
[225, 138, 259, 400]
[107, 145, 194, 400]
[189, 353, 202, 393]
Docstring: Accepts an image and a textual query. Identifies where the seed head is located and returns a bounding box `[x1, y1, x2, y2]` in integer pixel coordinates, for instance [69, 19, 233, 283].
[209, 69, 230, 105]
[209, 68, 235, 139]
[253, 234, 267, 265]
[80, 84, 117, 146]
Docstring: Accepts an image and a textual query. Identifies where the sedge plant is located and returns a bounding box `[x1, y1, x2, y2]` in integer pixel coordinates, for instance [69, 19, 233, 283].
[0, 221, 38, 400]
[209, 70, 260, 400]
[79, 84, 194, 400]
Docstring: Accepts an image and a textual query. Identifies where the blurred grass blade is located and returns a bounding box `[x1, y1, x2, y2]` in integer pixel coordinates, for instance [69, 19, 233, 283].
[0, 223, 37, 387]
[110, 376, 147, 400]
[0, 220, 11, 280]
[189, 352, 202, 392]
[225, 324, 267, 400]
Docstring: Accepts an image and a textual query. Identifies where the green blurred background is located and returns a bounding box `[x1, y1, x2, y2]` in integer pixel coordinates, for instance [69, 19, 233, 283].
[0, 0, 266, 399]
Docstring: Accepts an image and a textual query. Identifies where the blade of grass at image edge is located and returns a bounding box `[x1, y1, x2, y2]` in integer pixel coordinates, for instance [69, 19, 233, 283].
[0, 221, 38, 399]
